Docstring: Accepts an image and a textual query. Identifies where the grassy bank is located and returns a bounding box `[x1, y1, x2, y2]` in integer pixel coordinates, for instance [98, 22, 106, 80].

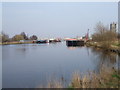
[86, 41, 120, 53]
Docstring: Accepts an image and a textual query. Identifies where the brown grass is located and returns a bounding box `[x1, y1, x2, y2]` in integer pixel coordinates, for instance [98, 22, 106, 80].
[70, 65, 119, 88]
[47, 79, 63, 88]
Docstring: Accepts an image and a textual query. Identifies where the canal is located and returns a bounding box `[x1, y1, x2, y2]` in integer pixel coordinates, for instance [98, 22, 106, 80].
[2, 42, 119, 88]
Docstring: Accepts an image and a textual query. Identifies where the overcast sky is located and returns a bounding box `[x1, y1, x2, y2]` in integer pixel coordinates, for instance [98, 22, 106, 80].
[2, 2, 118, 38]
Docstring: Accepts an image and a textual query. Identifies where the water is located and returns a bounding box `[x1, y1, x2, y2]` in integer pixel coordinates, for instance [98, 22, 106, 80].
[2, 42, 118, 88]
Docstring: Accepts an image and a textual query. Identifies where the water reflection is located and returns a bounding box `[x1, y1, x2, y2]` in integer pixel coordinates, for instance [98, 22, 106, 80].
[91, 47, 117, 64]
[16, 48, 26, 52]
[66, 44, 118, 73]
[67, 46, 84, 50]
[90, 47, 118, 73]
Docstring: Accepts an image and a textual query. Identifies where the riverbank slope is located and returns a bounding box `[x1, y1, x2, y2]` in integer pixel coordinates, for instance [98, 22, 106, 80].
[86, 41, 120, 54]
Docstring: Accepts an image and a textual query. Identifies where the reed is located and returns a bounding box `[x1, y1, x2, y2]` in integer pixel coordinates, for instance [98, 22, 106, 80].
[70, 65, 119, 88]
[47, 79, 63, 88]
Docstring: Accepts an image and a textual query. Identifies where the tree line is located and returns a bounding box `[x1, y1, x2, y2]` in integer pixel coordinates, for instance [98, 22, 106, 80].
[0, 32, 38, 43]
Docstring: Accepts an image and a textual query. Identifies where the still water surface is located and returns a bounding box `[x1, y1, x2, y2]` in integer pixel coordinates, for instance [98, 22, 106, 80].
[2, 42, 118, 88]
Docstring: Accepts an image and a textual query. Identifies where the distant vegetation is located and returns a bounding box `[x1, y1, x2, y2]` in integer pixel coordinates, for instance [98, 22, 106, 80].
[12, 34, 24, 41]
[0, 31, 38, 43]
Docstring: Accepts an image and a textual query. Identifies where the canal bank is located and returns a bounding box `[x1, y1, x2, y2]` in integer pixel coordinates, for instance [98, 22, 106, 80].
[0, 41, 33, 45]
[85, 41, 120, 54]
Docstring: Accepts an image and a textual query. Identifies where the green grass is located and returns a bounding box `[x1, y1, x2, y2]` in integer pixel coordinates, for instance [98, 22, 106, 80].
[112, 74, 120, 80]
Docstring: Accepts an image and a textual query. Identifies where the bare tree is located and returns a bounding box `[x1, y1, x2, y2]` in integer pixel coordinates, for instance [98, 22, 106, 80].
[92, 22, 117, 48]
[30, 35, 38, 40]
[20, 32, 28, 40]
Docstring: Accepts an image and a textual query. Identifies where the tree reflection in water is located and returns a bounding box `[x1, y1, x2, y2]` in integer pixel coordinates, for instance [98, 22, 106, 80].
[89, 47, 118, 73]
